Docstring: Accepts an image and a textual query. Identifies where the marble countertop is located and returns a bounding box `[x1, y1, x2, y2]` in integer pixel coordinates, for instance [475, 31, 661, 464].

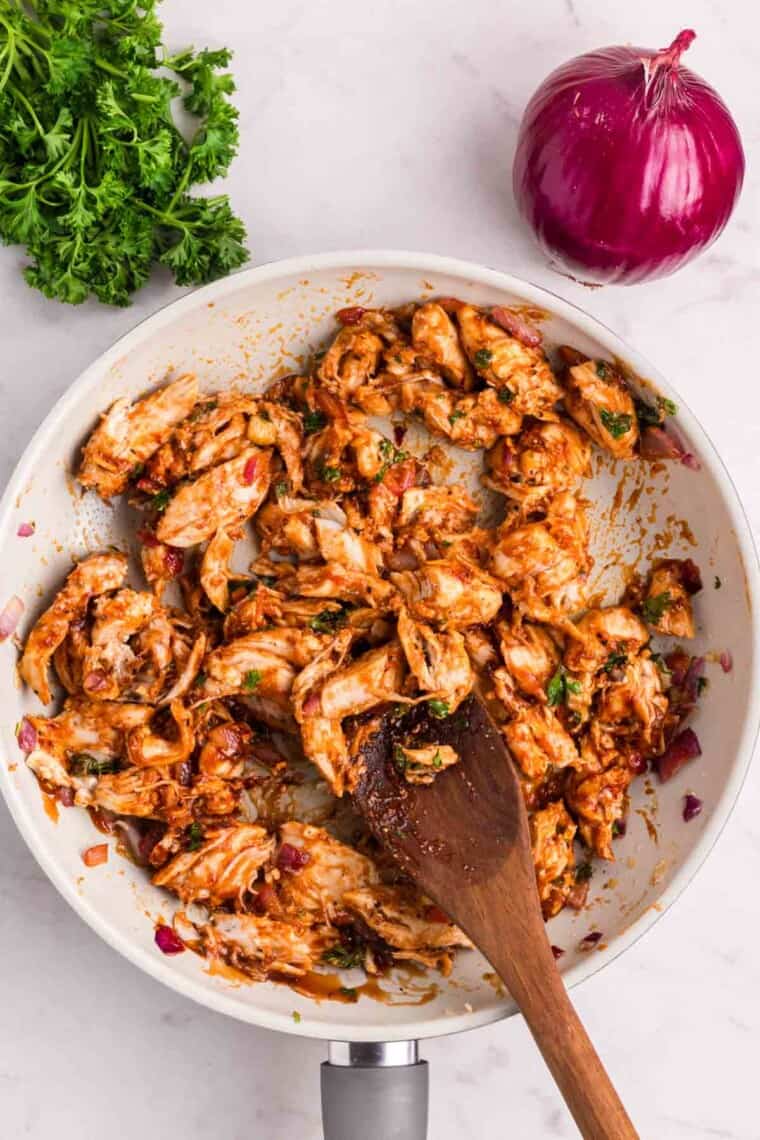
[1, 1, 758, 1136]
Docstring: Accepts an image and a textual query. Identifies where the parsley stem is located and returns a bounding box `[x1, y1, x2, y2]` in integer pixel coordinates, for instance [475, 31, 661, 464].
[7, 80, 45, 136]
[0, 26, 16, 95]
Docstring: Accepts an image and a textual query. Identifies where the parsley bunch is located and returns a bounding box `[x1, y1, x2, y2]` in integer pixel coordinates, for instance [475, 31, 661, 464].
[0, 0, 248, 305]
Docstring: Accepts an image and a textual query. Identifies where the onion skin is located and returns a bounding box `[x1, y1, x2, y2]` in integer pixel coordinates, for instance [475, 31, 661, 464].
[513, 31, 745, 284]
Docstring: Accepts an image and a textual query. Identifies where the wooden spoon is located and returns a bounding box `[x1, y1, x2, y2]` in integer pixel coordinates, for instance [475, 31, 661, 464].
[352, 693, 638, 1140]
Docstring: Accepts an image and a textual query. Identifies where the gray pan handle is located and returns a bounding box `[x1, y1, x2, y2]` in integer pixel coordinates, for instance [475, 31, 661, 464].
[321, 1041, 428, 1140]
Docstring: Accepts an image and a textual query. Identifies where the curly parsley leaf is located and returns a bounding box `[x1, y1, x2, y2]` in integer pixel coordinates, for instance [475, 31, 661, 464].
[546, 666, 581, 707]
[599, 409, 633, 440]
[0, 1, 248, 306]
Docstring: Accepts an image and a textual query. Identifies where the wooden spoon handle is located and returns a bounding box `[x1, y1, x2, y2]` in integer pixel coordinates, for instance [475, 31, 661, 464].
[485, 933, 638, 1139]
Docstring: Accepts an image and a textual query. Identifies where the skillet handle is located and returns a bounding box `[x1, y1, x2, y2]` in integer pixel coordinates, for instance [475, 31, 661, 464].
[321, 1041, 428, 1140]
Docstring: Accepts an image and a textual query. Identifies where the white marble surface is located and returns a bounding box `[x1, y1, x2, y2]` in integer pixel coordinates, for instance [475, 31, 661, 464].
[1, 1, 758, 1136]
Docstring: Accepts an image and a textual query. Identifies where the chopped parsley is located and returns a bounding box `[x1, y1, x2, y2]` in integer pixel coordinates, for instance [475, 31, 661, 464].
[635, 395, 678, 429]
[189, 400, 218, 422]
[243, 669, 262, 691]
[432, 750, 443, 769]
[497, 387, 515, 404]
[151, 489, 171, 513]
[650, 652, 672, 677]
[309, 606, 349, 634]
[257, 575, 277, 588]
[697, 676, 708, 696]
[599, 409, 633, 439]
[427, 699, 450, 719]
[292, 1010, 302, 1024]
[374, 439, 408, 483]
[275, 480, 289, 497]
[339, 986, 359, 1002]
[69, 754, 119, 776]
[321, 944, 365, 970]
[641, 591, 672, 624]
[187, 822, 204, 851]
[393, 745, 408, 772]
[194, 671, 207, 688]
[303, 410, 327, 434]
[595, 361, 609, 379]
[602, 652, 627, 675]
[546, 666, 581, 707]
[575, 862, 593, 882]
[319, 464, 341, 483]
[448, 410, 465, 425]
[473, 348, 493, 370]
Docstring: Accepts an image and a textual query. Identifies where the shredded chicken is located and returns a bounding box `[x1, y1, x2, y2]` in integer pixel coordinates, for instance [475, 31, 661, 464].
[19, 296, 704, 991]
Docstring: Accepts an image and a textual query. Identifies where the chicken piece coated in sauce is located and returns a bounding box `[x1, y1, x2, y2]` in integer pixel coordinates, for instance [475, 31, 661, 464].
[565, 763, 633, 860]
[641, 559, 700, 639]
[391, 558, 502, 628]
[276, 820, 380, 923]
[156, 448, 272, 548]
[200, 912, 327, 979]
[595, 653, 668, 751]
[529, 800, 578, 918]
[79, 375, 199, 499]
[502, 704, 579, 781]
[411, 301, 474, 389]
[486, 419, 591, 510]
[563, 359, 639, 459]
[397, 606, 473, 711]
[495, 620, 561, 701]
[453, 302, 563, 418]
[342, 885, 472, 962]
[153, 823, 275, 906]
[20, 553, 128, 704]
[564, 606, 649, 674]
[393, 742, 459, 785]
[399, 377, 523, 451]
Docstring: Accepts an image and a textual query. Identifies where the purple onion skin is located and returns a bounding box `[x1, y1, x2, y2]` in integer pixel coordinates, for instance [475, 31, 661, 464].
[512, 31, 745, 284]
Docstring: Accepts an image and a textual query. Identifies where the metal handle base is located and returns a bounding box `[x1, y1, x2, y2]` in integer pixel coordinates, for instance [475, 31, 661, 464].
[321, 1041, 428, 1140]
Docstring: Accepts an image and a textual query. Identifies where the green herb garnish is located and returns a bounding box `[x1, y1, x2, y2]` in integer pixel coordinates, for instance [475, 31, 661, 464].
[0, 5, 248, 306]
[575, 862, 593, 882]
[448, 410, 465, 425]
[473, 348, 493, 370]
[595, 361, 609, 379]
[187, 822, 203, 851]
[275, 480, 289, 497]
[303, 410, 327, 434]
[69, 754, 119, 776]
[151, 489, 170, 513]
[546, 666, 581, 707]
[602, 652, 627, 675]
[292, 1010, 301, 1024]
[321, 944, 365, 970]
[432, 751, 443, 769]
[635, 395, 678, 429]
[339, 986, 359, 1001]
[641, 592, 672, 624]
[599, 409, 633, 439]
[189, 400, 218, 422]
[374, 439, 408, 483]
[427, 699, 450, 719]
[243, 669, 262, 691]
[393, 745, 408, 772]
[319, 464, 341, 483]
[497, 387, 515, 404]
[309, 606, 349, 634]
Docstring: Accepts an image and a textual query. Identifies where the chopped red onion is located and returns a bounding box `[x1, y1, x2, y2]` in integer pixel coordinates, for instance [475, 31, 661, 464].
[719, 651, 733, 674]
[681, 452, 702, 471]
[277, 842, 310, 872]
[16, 718, 37, 753]
[393, 424, 407, 447]
[164, 547, 184, 577]
[155, 924, 185, 955]
[113, 818, 149, 863]
[386, 546, 420, 572]
[580, 931, 603, 949]
[253, 883, 278, 914]
[242, 456, 258, 485]
[657, 727, 702, 783]
[0, 595, 24, 641]
[336, 306, 366, 326]
[176, 760, 193, 787]
[551, 945, 565, 960]
[16, 522, 35, 537]
[639, 425, 686, 462]
[84, 670, 107, 692]
[665, 649, 690, 687]
[683, 794, 703, 822]
[137, 527, 160, 548]
[491, 306, 542, 347]
[138, 823, 165, 864]
[679, 559, 703, 595]
[627, 751, 647, 775]
[56, 786, 75, 807]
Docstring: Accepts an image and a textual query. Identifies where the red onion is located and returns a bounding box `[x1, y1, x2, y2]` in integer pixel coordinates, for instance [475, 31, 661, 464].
[719, 650, 733, 674]
[551, 945, 565, 960]
[0, 595, 24, 640]
[491, 306, 542, 347]
[277, 842, 310, 872]
[580, 931, 603, 949]
[17, 522, 35, 537]
[242, 455, 258, 485]
[155, 923, 185, 955]
[164, 547, 184, 577]
[56, 786, 75, 807]
[513, 31, 744, 284]
[657, 727, 702, 782]
[683, 793, 703, 822]
[336, 306, 366, 326]
[16, 718, 37, 753]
